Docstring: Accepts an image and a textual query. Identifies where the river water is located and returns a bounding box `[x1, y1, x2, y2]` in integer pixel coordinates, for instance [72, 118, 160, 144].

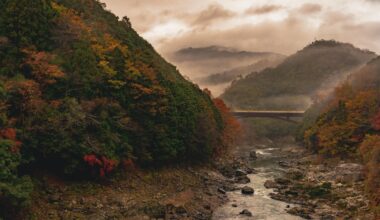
[213, 145, 303, 220]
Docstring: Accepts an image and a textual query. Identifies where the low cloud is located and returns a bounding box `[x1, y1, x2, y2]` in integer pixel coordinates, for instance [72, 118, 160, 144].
[102, 0, 380, 58]
[299, 3, 322, 14]
[192, 4, 235, 27]
[245, 4, 283, 15]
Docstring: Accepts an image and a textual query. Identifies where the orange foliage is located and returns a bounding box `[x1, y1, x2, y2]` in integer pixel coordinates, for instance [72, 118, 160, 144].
[213, 97, 242, 152]
[53, 3, 90, 43]
[1, 128, 16, 140]
[1, 128, 22, 154]
[24, 49, 65, 85]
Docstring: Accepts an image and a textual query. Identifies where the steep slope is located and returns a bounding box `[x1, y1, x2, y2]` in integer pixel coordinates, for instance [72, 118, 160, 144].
[0, 0, 230, 215]
[302, 56, 380, 214]
[349, 56, 380, 89]
[222, 40, 377, 110]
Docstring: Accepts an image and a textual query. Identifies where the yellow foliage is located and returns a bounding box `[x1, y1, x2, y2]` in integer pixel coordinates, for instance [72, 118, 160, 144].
[98, 60, 117, 77]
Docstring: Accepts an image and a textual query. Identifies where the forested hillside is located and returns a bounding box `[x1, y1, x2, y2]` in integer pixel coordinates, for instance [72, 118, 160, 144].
[302, 57, 380, 215]
[222, 40, 376, 110]
[0, 0, 235, 217]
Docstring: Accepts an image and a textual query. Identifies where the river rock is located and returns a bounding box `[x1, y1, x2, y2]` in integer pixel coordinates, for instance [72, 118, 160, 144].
[219, 166, 235, 178]
[278, 161, 291, 168]
[286, 169, 304, 180]
[287, 207, 312, 219]
[275, 178, 291, 185]
[264, 180, 277, 189]
[217, 188, 226, 194]
[241, 186, 254, 195]
[235, 175, 250, 184]
[235, 169, 247, 177]
[240, 209, 252, 216]
[249, 151, 257, 160]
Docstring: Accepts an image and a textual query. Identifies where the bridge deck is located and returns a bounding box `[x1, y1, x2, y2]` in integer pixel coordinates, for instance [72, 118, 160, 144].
[232, 110, 305, 118]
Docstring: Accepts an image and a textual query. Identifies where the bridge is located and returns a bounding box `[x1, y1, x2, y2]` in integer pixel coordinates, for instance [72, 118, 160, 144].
[232, 110, 305, 123]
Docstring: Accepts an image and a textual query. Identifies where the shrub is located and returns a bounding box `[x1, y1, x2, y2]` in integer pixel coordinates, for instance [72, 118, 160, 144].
[0, 132, 33, 217]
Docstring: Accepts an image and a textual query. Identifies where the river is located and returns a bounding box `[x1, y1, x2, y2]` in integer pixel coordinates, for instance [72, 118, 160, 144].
[212, 143, 303, 220]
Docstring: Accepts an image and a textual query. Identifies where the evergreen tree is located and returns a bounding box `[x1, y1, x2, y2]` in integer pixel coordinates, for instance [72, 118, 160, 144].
[0, 0, 56, 49]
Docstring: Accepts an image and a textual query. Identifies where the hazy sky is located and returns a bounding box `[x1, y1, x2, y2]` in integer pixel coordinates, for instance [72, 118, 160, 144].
[102, 0, 380, 55]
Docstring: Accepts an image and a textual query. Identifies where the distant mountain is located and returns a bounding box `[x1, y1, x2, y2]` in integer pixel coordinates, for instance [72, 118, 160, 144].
[167, 45, 284, 95]
[201, 56, 286, 85]
[222, 40, 377, 110]
[174, 45, 277, 61]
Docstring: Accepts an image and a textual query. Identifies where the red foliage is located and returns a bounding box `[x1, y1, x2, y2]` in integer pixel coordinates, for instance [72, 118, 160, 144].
[1, 128, 17, 140]
[83, 154, 118, 177]
[372, 110, 380, 131]
[101, 156, 117, 173]
[99, 168, 105, 178]
[212, 98, 242, 154]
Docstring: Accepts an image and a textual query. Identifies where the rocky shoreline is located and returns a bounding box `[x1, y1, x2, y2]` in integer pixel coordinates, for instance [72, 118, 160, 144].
[27, 155, 256, 220]
[264, 153, 375, 219]
[212, 137, 376, 220]
[26, 139, 376, 220]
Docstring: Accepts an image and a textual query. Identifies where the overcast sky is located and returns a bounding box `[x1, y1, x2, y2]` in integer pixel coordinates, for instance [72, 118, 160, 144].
[102, 0, 380, 56]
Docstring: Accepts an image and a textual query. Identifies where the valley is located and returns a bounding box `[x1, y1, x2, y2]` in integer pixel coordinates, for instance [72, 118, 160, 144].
[1, 0, 380, 220]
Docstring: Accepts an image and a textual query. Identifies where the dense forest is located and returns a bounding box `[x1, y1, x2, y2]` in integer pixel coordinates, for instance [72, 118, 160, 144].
[301, 57, 380, 215]
[0, 0, 238, 217]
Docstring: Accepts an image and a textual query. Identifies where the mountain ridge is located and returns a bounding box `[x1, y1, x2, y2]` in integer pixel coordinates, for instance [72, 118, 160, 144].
[222, 40, 377, 110]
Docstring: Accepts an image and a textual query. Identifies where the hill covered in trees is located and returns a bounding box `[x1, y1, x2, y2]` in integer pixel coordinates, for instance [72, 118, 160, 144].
[0, 0, 237, 217]
[301, 57, 380, 215]
[222, 40, 377, 110]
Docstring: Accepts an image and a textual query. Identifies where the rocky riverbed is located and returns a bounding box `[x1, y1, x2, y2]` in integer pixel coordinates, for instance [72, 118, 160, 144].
[212, 137, 376, 220]
[27, 137, 375, 219]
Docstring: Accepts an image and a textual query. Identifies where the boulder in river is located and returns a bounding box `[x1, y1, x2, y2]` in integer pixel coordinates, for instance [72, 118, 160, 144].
[241, 186, 254, 195]
[264, 180, 277, 189]
[235, 176, 250, 184]
[240, 209, 252, 216]
[275, 178, 291, 185]
[249, 151, 257, 160]
[235, 169, 247, 177]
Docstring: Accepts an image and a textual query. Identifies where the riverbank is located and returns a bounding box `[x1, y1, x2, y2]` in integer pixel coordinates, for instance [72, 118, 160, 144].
[212, 136, 376, 219]
[23, 137, 375, 220]
[26, 164, 233, 220]
[267, 153, 375, 219]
